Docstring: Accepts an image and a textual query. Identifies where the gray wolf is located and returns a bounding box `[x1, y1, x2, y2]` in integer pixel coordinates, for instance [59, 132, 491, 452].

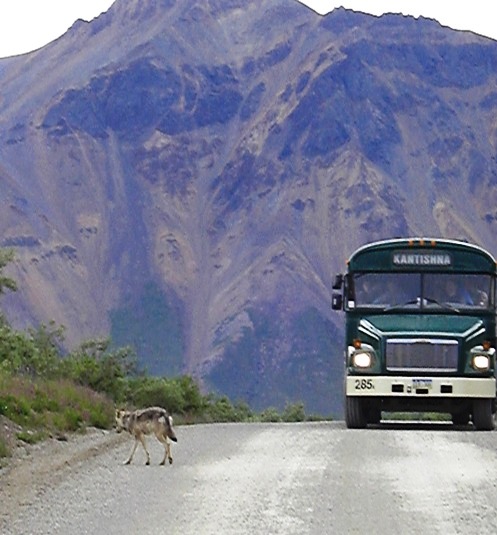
[115, 406, 178, 465]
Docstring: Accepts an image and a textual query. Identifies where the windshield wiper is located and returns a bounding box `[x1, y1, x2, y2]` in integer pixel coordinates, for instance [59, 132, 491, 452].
[423, 297, 460, 312]
[384, 297, 460, 313]
[383, 299, 418, 311]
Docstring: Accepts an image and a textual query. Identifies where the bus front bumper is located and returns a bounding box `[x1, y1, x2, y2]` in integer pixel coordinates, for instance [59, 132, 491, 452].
[346, 376, 496, 398]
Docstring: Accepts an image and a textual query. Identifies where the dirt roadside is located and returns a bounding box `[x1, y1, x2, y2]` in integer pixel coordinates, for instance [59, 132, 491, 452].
[0, 418, 125, 521]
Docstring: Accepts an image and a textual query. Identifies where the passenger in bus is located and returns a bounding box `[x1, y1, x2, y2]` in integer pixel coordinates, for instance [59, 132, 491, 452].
[362, 278, 408, 306]
[444, 280, 475, 305]
[473, 287, 488, 306]
[356, 278, 381, 305]
[458, 279, 488, 306]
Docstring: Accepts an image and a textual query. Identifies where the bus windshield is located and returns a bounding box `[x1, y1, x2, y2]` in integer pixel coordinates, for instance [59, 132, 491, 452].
[353, 272, 493, 310]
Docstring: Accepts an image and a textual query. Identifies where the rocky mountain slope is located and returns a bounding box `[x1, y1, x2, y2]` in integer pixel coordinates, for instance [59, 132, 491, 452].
[2, 0, 497, 415]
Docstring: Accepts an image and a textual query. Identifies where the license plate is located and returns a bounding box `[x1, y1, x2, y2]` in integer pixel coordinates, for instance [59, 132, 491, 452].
[412, 378, 432, 390]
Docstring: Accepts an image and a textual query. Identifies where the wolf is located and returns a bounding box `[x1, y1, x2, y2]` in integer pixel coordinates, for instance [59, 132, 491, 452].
[115, 406, 178, 466]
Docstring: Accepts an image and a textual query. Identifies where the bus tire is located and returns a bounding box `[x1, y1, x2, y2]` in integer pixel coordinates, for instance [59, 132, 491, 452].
[345, 397, 367, 429]
[366, 406, 382, 424]
[472, 399, 495, 431]
[451, 411, 470, 426]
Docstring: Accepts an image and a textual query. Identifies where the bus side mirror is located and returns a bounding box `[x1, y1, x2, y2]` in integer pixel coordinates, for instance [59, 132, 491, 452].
[332, 274, 344, 290]
[331, 293, 343, 310]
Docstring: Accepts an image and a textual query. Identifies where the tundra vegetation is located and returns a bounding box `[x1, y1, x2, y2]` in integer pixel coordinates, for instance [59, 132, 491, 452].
[0, 249, 318, 461]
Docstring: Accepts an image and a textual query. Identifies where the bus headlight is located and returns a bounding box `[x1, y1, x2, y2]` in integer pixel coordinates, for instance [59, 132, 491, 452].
[348, 343, 376, 369]
[352, 352, 373, 368]
[470, 345, 495, 371]
[472, 354, 490, 371]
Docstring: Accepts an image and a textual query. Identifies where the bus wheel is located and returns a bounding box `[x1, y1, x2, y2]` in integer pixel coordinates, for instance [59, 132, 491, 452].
[472, 399, 495, 431]
[366, 406, 382, 424]
[451, 411, 470, 426]
[345, 397, 367, 429]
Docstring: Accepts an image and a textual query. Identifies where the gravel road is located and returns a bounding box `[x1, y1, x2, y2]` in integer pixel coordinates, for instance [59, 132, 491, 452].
[2, 421, 497, 534]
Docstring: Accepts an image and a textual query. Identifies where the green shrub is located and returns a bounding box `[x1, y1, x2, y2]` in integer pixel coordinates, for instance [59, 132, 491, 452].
[0, 249, 17, 295]
[31, 388, 60, 412]
[203, 395, 254, 423]
[0, 394, 31, 426]
[260, 407, 281, 422]
[0, 321, 68, 379]
[129, 377, 185, 412]
[87, 404, 114, 429]
[175, 376, 205, 414]
[232, 400, 254, 421]
[61, 408, 83, 432]
[63, 339, 136, 402]
[0, 327, 39, 376]
[126, 375, 206, 416]
[27, 322, 66, 378]
[282, 402, 306, 422]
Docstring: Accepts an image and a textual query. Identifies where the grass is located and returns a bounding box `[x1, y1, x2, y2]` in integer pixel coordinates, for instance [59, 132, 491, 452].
[0, 436, 10, 458]
[0, 372, 115, 457]
[382, 412, 451, 422]
[16, 430, 47, 444]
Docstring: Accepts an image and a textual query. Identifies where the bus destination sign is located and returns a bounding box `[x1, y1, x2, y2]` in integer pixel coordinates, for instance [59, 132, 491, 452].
[392, 250, 452, 267]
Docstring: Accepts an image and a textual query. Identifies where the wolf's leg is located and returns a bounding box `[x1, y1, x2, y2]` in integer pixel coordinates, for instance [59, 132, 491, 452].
[157, 434, 173, 465]
[124, 439, 139, 465]
[138, 434, 150, 465]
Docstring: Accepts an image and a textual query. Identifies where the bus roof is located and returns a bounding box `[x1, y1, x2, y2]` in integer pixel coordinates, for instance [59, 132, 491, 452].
[347, 237, 497, 273]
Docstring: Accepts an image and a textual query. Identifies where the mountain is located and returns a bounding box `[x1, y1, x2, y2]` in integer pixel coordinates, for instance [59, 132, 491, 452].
[2, 0, 497, 416]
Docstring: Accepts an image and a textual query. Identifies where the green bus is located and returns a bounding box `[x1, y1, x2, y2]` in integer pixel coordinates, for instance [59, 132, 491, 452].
[332, 237, 497, 430]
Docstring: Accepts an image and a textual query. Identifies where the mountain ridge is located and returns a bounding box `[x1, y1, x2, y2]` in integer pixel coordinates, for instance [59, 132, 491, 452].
[2, 0, 497, 415]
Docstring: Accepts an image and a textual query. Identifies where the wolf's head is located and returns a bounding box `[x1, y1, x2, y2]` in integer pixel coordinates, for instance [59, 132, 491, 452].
[160, 413, 178, 442]
[115, 409, 129, 433]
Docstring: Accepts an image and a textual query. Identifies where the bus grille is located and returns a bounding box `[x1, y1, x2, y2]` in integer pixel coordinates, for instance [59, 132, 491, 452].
[386, 338, 458, 372]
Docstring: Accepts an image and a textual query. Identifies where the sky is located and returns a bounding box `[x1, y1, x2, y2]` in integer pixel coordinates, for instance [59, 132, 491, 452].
[0, 1, 496, 59]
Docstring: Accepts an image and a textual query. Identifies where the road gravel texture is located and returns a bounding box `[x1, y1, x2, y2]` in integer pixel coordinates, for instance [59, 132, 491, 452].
[1, 421, 497, 534]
